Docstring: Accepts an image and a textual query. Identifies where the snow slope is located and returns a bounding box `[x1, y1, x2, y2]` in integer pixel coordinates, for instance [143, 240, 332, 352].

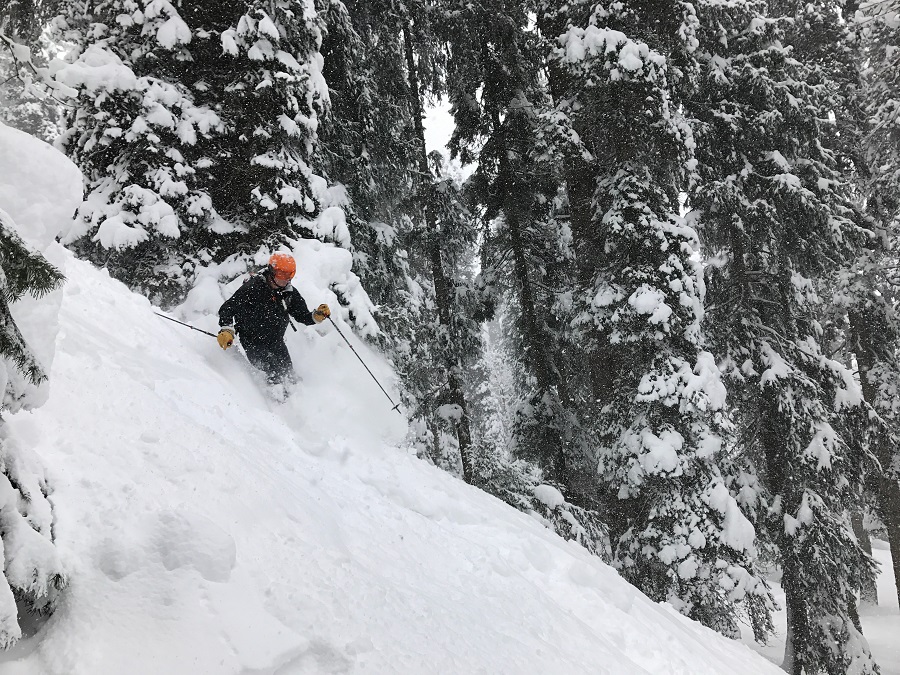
[0, 265, 791, 674]
[0, 124, 787, 674]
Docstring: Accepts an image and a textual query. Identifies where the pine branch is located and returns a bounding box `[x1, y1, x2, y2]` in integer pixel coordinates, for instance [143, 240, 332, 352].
[0, 295, 46, 385]
[0, 213, 64, 302]
[0, 31, 74, 109]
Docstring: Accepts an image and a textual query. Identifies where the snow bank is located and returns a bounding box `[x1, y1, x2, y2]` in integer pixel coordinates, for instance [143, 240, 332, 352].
[0, 124, 81, 249]
[0, 122, 81, 409]
[0, 251, 786, 674]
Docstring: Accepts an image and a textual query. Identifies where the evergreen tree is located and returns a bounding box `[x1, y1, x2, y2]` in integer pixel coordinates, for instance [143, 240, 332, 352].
[439, 0, 578, 492]
[308, 0, 484, 480]
[316, 0, 444, 465]
[0, 211, 63, 390]
[853, 0, 900, 610]
[318, 0, 415, 299]
[861, 0, 900, 214]
[801, 0, 889, 615]
[0, 206, 66, 647]
[687, 0, 878, 669]
[318, 0, 420, 252]
[391, 6, 482, 482]
[542, 0, 770, 634]
[54, 0, 330, 304]
[0, 0, 64, 141]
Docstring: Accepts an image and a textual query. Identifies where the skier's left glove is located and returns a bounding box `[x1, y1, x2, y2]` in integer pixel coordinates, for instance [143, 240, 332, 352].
[313, 303, 331, 323]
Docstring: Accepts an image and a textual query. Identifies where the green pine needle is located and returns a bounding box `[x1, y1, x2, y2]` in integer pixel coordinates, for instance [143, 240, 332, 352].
[0, 210, 64, 384]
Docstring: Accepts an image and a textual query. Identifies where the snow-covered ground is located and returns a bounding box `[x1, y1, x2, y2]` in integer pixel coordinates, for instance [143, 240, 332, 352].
[0, 124, 893, 675]
[0, 122, 784, 674]
[0, 250, 790, 674]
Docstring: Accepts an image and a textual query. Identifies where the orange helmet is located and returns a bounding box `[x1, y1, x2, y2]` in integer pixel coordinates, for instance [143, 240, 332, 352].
[268, 252, 296, 282]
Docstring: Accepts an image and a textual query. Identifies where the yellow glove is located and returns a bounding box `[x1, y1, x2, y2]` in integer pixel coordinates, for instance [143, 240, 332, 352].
[217, 327, 235, 350]
[313, 303, 331, 323]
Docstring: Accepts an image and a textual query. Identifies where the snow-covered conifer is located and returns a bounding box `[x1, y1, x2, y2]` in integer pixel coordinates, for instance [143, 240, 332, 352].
[541, 0, 770, 635]
[439, 0, 577, 491]
[862, 0, 900, 211]
[0, 4, 63, 141]
[316, 0, 445, 453]
[851, 0, 900, 611]
[0, 286, 66, 641]
[688, 0, 879, 669]
[0, 215, 63, 392]
[375, 7, 483, 483]
[55, 0, 329, 304]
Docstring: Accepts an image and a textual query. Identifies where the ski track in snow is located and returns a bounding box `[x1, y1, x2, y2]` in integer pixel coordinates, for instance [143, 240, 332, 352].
[0, 255, 811, 674]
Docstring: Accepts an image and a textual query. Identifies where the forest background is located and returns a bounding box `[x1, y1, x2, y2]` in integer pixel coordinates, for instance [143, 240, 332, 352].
[2, 0, 900, 672]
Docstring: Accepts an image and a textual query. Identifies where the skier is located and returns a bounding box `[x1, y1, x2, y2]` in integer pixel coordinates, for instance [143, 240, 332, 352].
[216, 252, 330, 386]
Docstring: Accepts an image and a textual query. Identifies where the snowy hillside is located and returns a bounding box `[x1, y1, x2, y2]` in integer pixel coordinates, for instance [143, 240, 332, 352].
[8, 0, 900, 671]
[0, 251, 789, 675]
[2, 111, 899, 675]
[0, 122, 784, 673]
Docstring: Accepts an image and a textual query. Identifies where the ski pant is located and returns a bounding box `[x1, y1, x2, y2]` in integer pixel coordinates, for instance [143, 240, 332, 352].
[242, 338, 295, 385]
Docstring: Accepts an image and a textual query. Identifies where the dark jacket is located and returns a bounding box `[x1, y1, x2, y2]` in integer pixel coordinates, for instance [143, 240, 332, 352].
[218, 274, 316, 346]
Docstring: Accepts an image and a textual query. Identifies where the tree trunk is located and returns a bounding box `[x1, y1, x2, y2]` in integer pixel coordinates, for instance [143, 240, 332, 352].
[851, 309, 900, 609]
[852, 508, 879, 606]
[402, 22, 474, 484]
[781, 562, 807, 675]
[782, 588, 796, 675]
[759, 365, 810, 674]
[876, 473, 900, 608]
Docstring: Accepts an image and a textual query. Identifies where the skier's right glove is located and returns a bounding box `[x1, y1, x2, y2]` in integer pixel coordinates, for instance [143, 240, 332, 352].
[217, 327, 235, 350]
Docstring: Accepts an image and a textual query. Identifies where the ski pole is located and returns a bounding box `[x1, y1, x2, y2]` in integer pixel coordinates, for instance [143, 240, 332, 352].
[327, 317, 402, 414]
[154, 312, 218, 338]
